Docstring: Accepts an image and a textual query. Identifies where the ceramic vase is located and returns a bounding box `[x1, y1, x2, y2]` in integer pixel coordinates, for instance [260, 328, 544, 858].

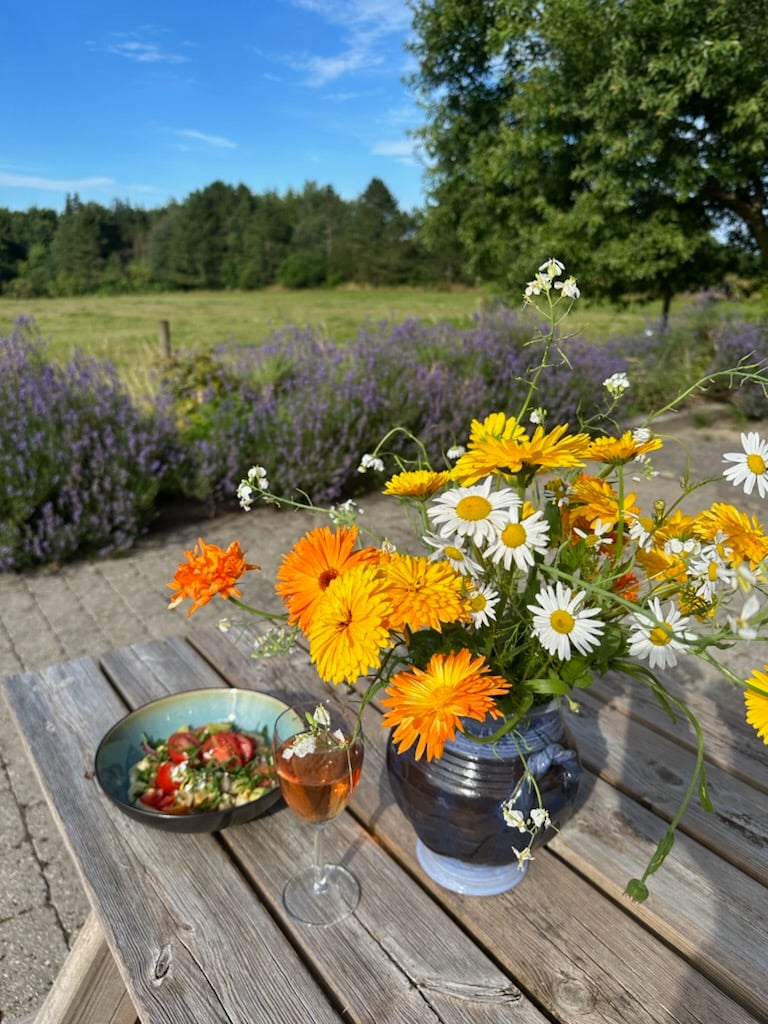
[386, 699, 582, 895]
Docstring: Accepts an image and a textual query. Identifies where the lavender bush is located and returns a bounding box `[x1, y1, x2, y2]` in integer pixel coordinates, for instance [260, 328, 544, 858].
[709, 318, 768, 419]
[0, 320, 179, 570]
[5, 305, 764, 571]
[162, 310, 626, 508]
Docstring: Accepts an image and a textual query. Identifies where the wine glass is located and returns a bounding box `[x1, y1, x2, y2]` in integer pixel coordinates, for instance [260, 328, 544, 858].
[272, 698, 364, 926]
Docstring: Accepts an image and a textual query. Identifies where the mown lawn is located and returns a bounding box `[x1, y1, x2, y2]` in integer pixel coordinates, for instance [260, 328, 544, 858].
[2, 284, 753, 391]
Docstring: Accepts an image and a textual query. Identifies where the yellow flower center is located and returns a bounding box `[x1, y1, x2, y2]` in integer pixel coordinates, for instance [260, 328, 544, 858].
[455, 495, 493, 522]
[469, 593, 487, 612]
[747, 452, 766, 476]
[550, 610, 575, 635]
[650, 623, 672, 647]
[707, 561, 720, 582]
[501, 522, 527, 548]
[444, 545, 464, 561]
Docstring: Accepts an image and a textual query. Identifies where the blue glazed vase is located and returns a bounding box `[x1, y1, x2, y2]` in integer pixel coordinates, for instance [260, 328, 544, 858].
[386, 699, 582, 895]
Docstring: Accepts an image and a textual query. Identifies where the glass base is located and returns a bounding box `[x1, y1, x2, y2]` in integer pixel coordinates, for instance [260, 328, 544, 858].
[282, 864, 360, 926]
[416, 840, 529, 896]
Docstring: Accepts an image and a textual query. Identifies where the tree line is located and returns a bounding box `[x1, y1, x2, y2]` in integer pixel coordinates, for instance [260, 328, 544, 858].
[0, 177, 457, 298]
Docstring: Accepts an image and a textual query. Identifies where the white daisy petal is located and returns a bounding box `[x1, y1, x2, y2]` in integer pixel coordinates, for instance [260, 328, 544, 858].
[527, 582, 604, 661]
[722, 432, 768, 498]
[427, 477, 521, 546]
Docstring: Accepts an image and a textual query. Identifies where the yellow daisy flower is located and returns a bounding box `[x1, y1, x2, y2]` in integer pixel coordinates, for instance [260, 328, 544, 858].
[383, 469, 453, 498]
[381, 649, 512, 760]
[307, 562, 392, 684]
[452, 415, 590, 484]
[380, 552, 469, 632]
[587, 430, 663, 465]
[744, 667, 768, 744]
[693, 503, 768, 568]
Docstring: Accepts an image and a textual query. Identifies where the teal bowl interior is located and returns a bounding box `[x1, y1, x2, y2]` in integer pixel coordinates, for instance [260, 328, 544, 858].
[95, 687, 290, 833]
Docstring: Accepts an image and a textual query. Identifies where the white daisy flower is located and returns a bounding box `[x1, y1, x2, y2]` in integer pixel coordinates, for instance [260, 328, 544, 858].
[467, 582, 500, 629]
[628, 598, 695, 670]
[722, 432, 768, 498]
[626, 514, 653, 551]
[573, 519, 613, 553]
[446, 445, 466, 460]
[427, 477, 521, 546]
[727, 593, 761, 640]
[528, 582, 605, 661]
[485, 508, 550, 571]
[688, 543, 735, 603]
[422, 533, 481, 577]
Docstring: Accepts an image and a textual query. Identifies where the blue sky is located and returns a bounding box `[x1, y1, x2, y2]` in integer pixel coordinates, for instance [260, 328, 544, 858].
[0, 1, 427, 215]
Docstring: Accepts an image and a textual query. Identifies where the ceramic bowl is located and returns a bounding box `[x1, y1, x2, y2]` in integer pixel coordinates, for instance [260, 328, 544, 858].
[95, 687, 290, 833]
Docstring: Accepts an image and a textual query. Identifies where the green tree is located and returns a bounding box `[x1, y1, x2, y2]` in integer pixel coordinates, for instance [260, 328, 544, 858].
[407, 0, 768, 298]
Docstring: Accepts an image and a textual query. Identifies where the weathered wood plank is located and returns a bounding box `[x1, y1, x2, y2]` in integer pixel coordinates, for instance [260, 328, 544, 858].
[2, 660, 343, 1024]
[589, 669, 768, 792]
[549, 773, 768, 1021]
[31, 911, 137, 1024]
[568, 694, 767, 885]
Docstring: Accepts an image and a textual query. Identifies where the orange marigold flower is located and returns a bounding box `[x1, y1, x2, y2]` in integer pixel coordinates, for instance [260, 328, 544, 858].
[563, 473, 638, 534]
[274, 528, 376, 630]
[745, 667, 768, 744]
[307, 563, 392, 684]
[382, 649, 511, 760]
[384, 469, 453, 498]
[276, 525, 378, 633]
[380, 553, 469, 633]
[167, 538, 260, 616]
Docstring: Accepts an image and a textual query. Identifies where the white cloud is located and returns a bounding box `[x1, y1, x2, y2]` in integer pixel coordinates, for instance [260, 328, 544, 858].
[372, 139, 418, 165]
[106, 40, 189, 64]
[0, 172, 115, 192]
[286, 0, 412, 86]
[173, 129, 237, 149]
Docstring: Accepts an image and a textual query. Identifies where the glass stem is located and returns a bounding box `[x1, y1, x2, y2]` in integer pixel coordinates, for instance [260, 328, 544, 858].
[312, 823, 328, 894]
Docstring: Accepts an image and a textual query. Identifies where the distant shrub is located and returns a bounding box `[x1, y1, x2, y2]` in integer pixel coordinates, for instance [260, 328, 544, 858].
[0, 320, 179, 570]
[709, 318, 768, 420]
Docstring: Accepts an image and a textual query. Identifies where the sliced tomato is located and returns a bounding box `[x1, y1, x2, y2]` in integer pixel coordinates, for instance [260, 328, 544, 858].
[138, 789, 176, 811]
[167, 730, 201, 763]
[155, 761, 181, 793]
[234, 731, 254, 764]
[201, 731, 244, 767]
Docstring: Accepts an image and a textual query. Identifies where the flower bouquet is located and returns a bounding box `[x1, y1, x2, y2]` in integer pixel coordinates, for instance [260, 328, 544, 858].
[168, 260, 768, 901]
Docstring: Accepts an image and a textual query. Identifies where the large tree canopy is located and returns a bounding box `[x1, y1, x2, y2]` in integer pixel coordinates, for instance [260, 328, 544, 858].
[407, 0, 768, 298]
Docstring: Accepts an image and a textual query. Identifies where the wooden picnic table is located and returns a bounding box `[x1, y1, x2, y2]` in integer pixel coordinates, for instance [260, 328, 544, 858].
[2, 623, 766, 1024]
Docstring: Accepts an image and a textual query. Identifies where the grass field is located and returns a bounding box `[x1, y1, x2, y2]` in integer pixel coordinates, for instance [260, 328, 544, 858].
[2, 285, 758, 390]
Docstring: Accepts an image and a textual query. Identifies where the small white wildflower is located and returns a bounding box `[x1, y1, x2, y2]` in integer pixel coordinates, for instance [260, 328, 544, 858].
[539, 258, 564, 278]
[502, 805, 528, 832]
[554, 275, 580, 299]
[446, 445, 466, 461]
[358, 453, 385, 474]
[529, 407, 546, 425]
[515, 846, 534, 865]
[218, 618, 232, 633]
[603, 372, 630, 398]
[329, 499, 362, 526]
[313, 703, 331, 728]
[530, 807, 551, 830]
[236, 482, 255, 511]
